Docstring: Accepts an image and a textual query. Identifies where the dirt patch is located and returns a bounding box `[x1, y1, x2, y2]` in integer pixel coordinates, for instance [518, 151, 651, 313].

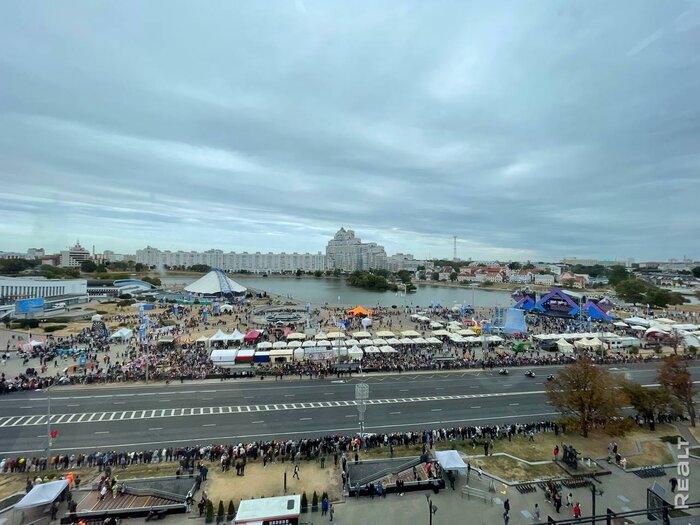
[472, 456, 561, 482]
[625, 441, 673, 468]
[205, 461, 342, 508]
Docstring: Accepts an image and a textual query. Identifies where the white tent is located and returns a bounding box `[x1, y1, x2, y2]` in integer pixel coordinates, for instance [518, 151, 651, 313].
[613, 321, 629, 328]
[14, 480, 69, 510]
[269, 349, 294, 360]
[556, 338, 574, 352]
[488, 335, 504, 343]
[386, 338, 402, 345]
[287, 332, 306, 340]
[91, 314, 103, 322]
[272, 341, 288, 349]
[347, 345, 363, 360]
[316, 340, 331, 347]
[401, 330, 421, 337]
[210, 349, 237, 364]
[399, 337, 415, 345]
[314, 333, 329, 340]
[429, 322, 444, 329]
[588, 337, 603, 348]
[574, 338, 591, 349]
[196, 335, 209, 343]
[229, 329, 245, 342]
[379, 345, 397, 354]
[209, 329, 231, 342]
[431, 329, 450, 337]
[287, 340, 302, 349]
[426, 337, 442, 345]
[257, 341, 273, 350]
[220, 304, 234, 313]
[184, 271, 247, 294]
[358, 339, 374, 346]
[623, 317, 651, 327]
[302, 340, 317, 348]
[364, 345, 381, 353]
[376, 330, 395, 338]
[110, 327, 133, 340]
[372, 338, 388, 346]
[413, 337, 429, 345]
[326, 331, 346, 339]
[353, 331, 372, 339]
[645, 326, 669, 337]
[434, 450, 469, 472]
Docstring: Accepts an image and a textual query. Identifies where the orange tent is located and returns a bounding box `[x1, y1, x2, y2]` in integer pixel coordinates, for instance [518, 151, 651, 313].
[348, 306, 370, 317]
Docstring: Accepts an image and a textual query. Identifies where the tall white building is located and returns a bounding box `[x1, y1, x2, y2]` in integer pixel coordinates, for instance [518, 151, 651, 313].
[59, 242, 91, 268]
[325, 228, 387, 272]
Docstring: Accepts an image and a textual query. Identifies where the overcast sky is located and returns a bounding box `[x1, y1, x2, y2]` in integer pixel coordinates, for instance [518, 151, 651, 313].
[1, 1, 699, 262]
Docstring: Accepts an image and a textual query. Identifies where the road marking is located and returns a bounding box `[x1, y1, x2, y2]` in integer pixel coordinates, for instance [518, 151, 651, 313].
[159, 399, 172, 402]
[113, 402, 125, 405]
[399, 389, 409, 392]
[509, 403, 519, 406]
[324, 393, 334, 395]
[389, 412, 401, 415]
[470, 386, 478, 389]
[435, 388, 444, 390]
[471, 406, 482, 409]
[345, 414, 356, 418]
[251, 421, 265, 424]
[94, 431, 109, 434]
[299, 417, 312, 421]
[431, 408, 442, 412]
[202, 398, 214, 401]
[202, 424, 216, 427]
[20, 406, 33, 409]
[67, 404, 81, 407]
[284, 394, 295, 397]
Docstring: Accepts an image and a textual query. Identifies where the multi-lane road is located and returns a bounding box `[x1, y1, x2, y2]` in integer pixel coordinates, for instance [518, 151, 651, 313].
[0, 364, 697, 455]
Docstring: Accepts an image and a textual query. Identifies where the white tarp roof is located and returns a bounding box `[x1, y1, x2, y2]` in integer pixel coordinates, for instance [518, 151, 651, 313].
[184, 271, 247, 294]
[15, 480, 69, 509]
[110, 327, 133, 340]
[624, 317, 650, 327]
[434, 450, 469, 471]
[257, 341, 272, 349]
[210, 329, 233, 341]
[210, 349, 237, 363]
[229, 329, 245, 341]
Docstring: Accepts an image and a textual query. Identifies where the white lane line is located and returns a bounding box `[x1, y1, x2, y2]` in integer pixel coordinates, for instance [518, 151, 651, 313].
[470, 386, 479, 389]
[94, 431, 109, 434]
[244, 396, 254, 399]
[435, 388, 444, 390]
[159, 399, 172, 402]
[20, 406, 33, 409]
[202, 424, 216, 427]
[67, 404, 81, 407]
[399, 389, 409, 392]
[389, 411, 401, 415]
[113, 402, 126, 405]
[299, 417, 312, 421]
[471, 405, 482, 409]
[202, 398, 214, 401]
[148, 428, 163, 431]
[431, 408, 442, 412]
[344, 414, 356, 418]
[324, 393, 334, 395]
[252, 421, 265, 424]
[284, 394, 295, 397]
[509, 403, 520, 406]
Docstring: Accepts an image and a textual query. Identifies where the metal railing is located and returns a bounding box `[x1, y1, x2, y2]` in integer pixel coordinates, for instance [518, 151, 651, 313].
[544, 502, 700, 524]
[461, 485, 493, 505]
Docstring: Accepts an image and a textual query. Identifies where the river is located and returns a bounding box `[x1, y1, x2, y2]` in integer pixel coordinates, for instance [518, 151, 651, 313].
[160, 275, 515, 308]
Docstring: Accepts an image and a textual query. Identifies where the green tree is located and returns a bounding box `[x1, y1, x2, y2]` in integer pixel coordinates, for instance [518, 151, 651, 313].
[313, 270, 323, 277]
[507, 262, 522, 270]
[80, 260, 97, 273]
[658, 356, 697, 427]
[622, 381, 676, 430]
[142, 276, 162, 287]
[189, 264, 210, 273]
[431, 272, 440, 281]
[0, 258, 39, 275]
[418, 271, 426, 280]
[614, 278, 649, 305]
[333, 268, 342, 277]
[546, 358, 627, 437]
[295, 268, 303, 277]
[692, 266, 700, 278]
[607, 266, 630, 286]
[523, 262, 535, 270]
[216, 500, 225, 523]
[449, 271, 458, 282]
[134, 263, 145, 272]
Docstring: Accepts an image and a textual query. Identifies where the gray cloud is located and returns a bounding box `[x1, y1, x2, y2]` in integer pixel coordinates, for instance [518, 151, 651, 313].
[1, 0, 699, 260]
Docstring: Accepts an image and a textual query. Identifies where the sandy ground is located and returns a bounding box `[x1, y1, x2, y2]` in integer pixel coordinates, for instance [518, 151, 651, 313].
[204, 460, 342, 507]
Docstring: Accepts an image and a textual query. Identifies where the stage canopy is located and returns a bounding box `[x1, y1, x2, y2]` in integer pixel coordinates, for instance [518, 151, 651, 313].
[110, 328, 133, 340]
[184, 271, 247, 295]
[535, 288, 580, 317]
[434, 450, 469, 471]
[348, 306, 370, 317]
[15, 480, 69, 510]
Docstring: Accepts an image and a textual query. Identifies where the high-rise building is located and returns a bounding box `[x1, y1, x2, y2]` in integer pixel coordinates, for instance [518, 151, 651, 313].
[59, 241, 91, 268]
[325, 228, 387, 272]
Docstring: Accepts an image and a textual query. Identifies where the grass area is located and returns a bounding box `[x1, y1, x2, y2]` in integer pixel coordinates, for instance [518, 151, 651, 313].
[472, 456, 561, 482]
[688, 425, 700, 444]
[625, 441, 674, 468]
[690, 447, 700, 457]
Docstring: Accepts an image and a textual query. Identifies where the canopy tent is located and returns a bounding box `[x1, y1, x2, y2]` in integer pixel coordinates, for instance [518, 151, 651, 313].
[286, 332, 306, 340]
[272, 341, 288, 349]
[448, 333, 465, 343]
[574, 338, 591, 349]
[457, 329, 476, 336]
[353, 331, 372, 339]
[220, 304, 234, 313]
[229, 329, 245, 341]
[184, 270, 247, 294]
[488, 335, 504, 343]
[399, 337, 415, 345]
[287, 340, 302, 349]
[364, 345, 381, 353]
[613, 321, 629, 328]
[588, 337, 603, 348]
[110, 328, 133, 340]
[302, 340, 317, 348]
[385, 338, 401, 345]
[556, 338, 574, 352]
[15, 480, 69, 510]
[358, 339, 374, 346]
[379, 345, 397, 354]
[196, 335, 209, 343]
[314, 333, 329, 340]
[345, 338, 360, 346]
[375, 330, 395, 338]
[412, 337, 429, 345]
[431, 329, 450, 337]
[326, 331, 345, 339]
[254, 351, 270, 363]
[210, 349, 238, 364]
[316, 340, 331, 347]
[655, 318, 677, 324]
[401, 330, 421, 337]
[269, 349, 294, 360]
[426, 337, 443, 345]
[434, 450, 469, 472]
[210, 329, 235, 342]
[624, 317, 651, 327]
[348, 306, 370, 317]
[244, 330, 261, 342]
[372, 339, 388, 346]
[630, 325, 647, 331]
[645, 326, 669, 337]
[257, 341, 273, 350]
[429, 322, 444, 329]
[91, 314, 103, 322]
[347, 345, 363, 360]
[235, 349, 255, 362]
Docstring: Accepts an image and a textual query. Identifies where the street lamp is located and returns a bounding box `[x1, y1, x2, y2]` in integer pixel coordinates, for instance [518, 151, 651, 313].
[588, 481, 604, 525]
[425, 494, 438, 525]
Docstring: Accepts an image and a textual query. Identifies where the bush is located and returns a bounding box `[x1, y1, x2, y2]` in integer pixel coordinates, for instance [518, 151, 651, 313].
[300, 492, 308, 511]
[96, 310, 108, 314]
[227, 500, 235, 519]
[660, 435, 683, 445]
[605, 417, 635, 437]
[117, 299, 134, 307]
[205, 500, 214, 522]
[311, 491, 318, 510]
[10, 319, 40, 329]
[43, 325, 67, 333]
[118, 294, 132, 299]
[216, 500, 224, 523]
[687, 345, 698, 355]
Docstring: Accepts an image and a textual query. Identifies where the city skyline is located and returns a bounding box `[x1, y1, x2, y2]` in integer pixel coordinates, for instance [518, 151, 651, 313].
[1, 2, 699, 260]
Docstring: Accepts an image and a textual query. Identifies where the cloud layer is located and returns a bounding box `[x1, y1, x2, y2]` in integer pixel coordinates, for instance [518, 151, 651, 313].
[1, 1, 699, 261]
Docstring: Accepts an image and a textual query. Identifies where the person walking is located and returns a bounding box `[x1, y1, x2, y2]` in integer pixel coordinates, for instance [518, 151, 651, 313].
[504, 498, 510, 516]
[573, 502, 581, 519]
[321, 496, 328, 516]
[293, 465, 300, 480]
[329, 503, 334, 521]
[566, 492, 573, 507]
[533, 503, 540, 521]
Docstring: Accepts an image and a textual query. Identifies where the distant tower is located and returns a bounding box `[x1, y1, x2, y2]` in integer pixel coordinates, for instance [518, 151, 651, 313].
[453, 236, 457, 261]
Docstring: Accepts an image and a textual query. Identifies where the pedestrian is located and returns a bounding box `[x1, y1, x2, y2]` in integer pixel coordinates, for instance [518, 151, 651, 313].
[503, 511, 510, 525]
[321, 496, 328, 516]
[566, 492, 573, 507]
[554, 492, 562, 514]
[553, 445, 559, 461]
[670, 477, 678, 492]
[573, 502, 581, 519]
[504, 498, 510, 515]
[329, 503, 334, 521]
[293, 465, 300, 480]
[534, 503, 540, 521]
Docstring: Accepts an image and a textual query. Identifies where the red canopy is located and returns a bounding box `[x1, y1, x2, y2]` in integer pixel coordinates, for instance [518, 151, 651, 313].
[244, 330, 261, 342]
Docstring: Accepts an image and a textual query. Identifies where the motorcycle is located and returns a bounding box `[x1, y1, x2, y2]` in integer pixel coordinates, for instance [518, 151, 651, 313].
[498, 369, 509, 375]
[525, 370, 535, 378]
[546, 374, 555, 381]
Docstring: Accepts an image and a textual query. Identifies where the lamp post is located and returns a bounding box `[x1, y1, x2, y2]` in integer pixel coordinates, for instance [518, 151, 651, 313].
[425, 494, 438, 525]
[588, 481, 604, 525]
